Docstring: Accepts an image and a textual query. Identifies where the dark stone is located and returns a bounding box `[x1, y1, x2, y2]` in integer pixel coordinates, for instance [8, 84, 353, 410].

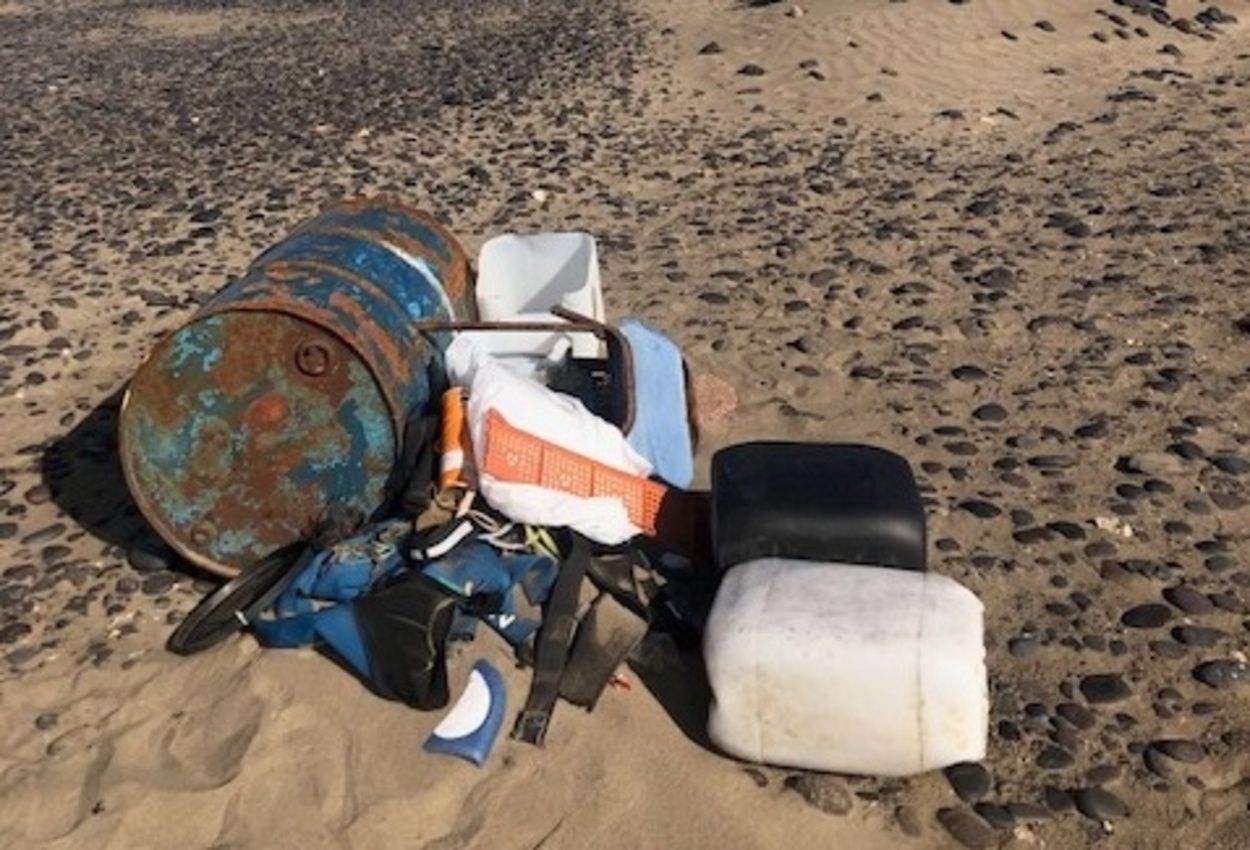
[698, 42, 724, 55]
[1152, 739, 1204, 763]
[1008, 637, 1039, 658]
[1074, 787, 1129, 821]
[952, 365, 988, 381]
[1047, 521, 1086, 540]
[1080, 673, 1132, 703]
[973, 802, 1014, 830]
[1056, 702, 1096, 730]
[972, 404, 1008, 422]
[1193, 660, 1249, 690]
[34, 712, 58, 730]
[0, 622, 31, 644]
[783, 773, 852, 815]
[959, 500, 1002, 519]
[1043, 786, 1074, 812]
[1086, 764, 1120, 785]
[140, 574, 175, 596]
[1144, 747, 1176, 779]
[1172, 626, 1225, 647]
[894, 805, 923, 837]
[1164, 586, 1215, 615]
[127, 546, 172, 573]
[936, 807, 998, 849]
[738, 63, 767, 76]
[1036, 746, 1074, 770]
[1006, 802, 1051, 822]
[1121, 603, 1173, 629]
[944, 762, 992, 802]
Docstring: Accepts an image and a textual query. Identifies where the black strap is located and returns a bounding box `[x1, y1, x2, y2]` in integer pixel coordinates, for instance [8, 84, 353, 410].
[512, 532, 592, 746]
[558, 591, 648, 709]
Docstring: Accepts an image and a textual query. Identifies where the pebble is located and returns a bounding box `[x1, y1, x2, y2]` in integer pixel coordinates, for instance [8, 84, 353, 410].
[1006, 802, 1050, 822]
[1121, 603, 1173, 629]
[1151, 739, 1205, 763]
[1173, 625, 1225, 647]
[894, 805, 923, 837]
[23, 485, 51, 505]
[1120, 452, 1183, 476]
[1164, 585, 1215, 615]
[952, 365, 988, 381]
[936, 807, 998, 849]
[0, 622, 32, 644]
[959, 500, 1002, 519]
[20, 523, 66, 546]
[1086, 764, 1120, 785]
[141, 573, 175, 596]
[1036, 746, 1074, 770]
[1144, 747, 1177, 779]
[944, 762, 992, 802]
[1074, 787, 1129, 821]
[1056, 702, 1096, 730]
[1080, 673, 1132, 703]
[738, 63, 767, 77]
[972, 403, 1008, 422]
[1044, 786, 1075, 813]
[34, 712, 58, 730]
[126, 546, 172, 574]
[783, 773, 852, 815]
[1193, 659, 1250, 690]
[742, 768, 768, 788]
[973, 802, 1014, 830]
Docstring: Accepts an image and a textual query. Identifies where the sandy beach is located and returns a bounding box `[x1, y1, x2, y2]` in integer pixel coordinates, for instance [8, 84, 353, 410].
[2, 1, 1250, 847]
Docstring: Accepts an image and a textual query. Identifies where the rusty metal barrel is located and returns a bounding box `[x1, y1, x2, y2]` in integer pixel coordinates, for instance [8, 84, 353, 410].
[118, 198, 474, 576]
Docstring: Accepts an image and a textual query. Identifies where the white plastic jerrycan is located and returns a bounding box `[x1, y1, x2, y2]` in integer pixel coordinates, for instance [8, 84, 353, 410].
[703, 558, 988, 777]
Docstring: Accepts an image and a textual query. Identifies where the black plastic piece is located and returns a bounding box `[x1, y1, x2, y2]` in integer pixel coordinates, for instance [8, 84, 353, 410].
[166, 542, 310, 656]
[711, 442, 926, 571]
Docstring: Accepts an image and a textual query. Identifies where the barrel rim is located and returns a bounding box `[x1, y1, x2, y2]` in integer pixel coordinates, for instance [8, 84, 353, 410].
[291, 195, 474, 303]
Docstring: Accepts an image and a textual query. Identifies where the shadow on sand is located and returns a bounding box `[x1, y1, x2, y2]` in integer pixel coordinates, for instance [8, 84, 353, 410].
[630, 642, 716, 753]
[39, 388, 181, 566]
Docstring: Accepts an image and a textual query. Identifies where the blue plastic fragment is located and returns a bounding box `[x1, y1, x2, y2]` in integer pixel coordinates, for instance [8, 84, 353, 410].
[423, 660, 507, 767]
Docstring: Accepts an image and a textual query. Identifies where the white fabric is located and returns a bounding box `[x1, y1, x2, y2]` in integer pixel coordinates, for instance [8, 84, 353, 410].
[448, 336, 651, 545]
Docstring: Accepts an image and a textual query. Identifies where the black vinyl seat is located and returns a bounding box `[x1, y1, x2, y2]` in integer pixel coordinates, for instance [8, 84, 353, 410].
[711, 442, 927, 572]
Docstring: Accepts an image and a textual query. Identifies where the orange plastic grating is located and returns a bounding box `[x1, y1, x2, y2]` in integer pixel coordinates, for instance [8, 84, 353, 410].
[480, 408, 665, 535]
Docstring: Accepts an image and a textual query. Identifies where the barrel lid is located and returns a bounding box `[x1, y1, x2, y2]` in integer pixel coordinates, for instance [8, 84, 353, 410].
[119, 310, 396, 576]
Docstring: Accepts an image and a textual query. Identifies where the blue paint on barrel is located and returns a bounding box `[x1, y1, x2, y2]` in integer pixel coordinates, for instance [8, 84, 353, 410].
[118, 199, 474, 576]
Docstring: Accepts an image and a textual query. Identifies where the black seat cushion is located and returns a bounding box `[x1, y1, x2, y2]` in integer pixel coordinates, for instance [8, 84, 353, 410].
[711, 442, 926, 571]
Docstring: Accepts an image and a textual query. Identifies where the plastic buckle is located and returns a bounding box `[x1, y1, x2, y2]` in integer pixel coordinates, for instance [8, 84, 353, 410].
[511, 710, 550, 746]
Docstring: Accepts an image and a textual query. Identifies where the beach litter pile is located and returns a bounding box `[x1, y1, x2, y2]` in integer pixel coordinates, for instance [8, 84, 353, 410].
[118, 198, 987, 775]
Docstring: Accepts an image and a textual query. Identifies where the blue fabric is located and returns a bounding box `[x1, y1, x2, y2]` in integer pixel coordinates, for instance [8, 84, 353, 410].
[421, 542, 556, 646]
[620, 319, 694, 488]
[252, 520, 411, 662]
[252, 522, 555, 672]
[251, 606, 371, 680]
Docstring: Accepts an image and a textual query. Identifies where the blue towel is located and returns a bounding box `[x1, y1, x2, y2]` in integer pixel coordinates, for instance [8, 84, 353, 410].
[620, 319, 694, 489]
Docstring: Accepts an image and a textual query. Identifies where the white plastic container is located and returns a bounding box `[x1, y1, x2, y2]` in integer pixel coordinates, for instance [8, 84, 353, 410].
[703, 558, 987, 777]
[467, 232, 605, 366]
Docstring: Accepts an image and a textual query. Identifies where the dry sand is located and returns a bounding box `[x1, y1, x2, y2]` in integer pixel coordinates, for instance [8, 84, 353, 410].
[2, 0, 1250, 848]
